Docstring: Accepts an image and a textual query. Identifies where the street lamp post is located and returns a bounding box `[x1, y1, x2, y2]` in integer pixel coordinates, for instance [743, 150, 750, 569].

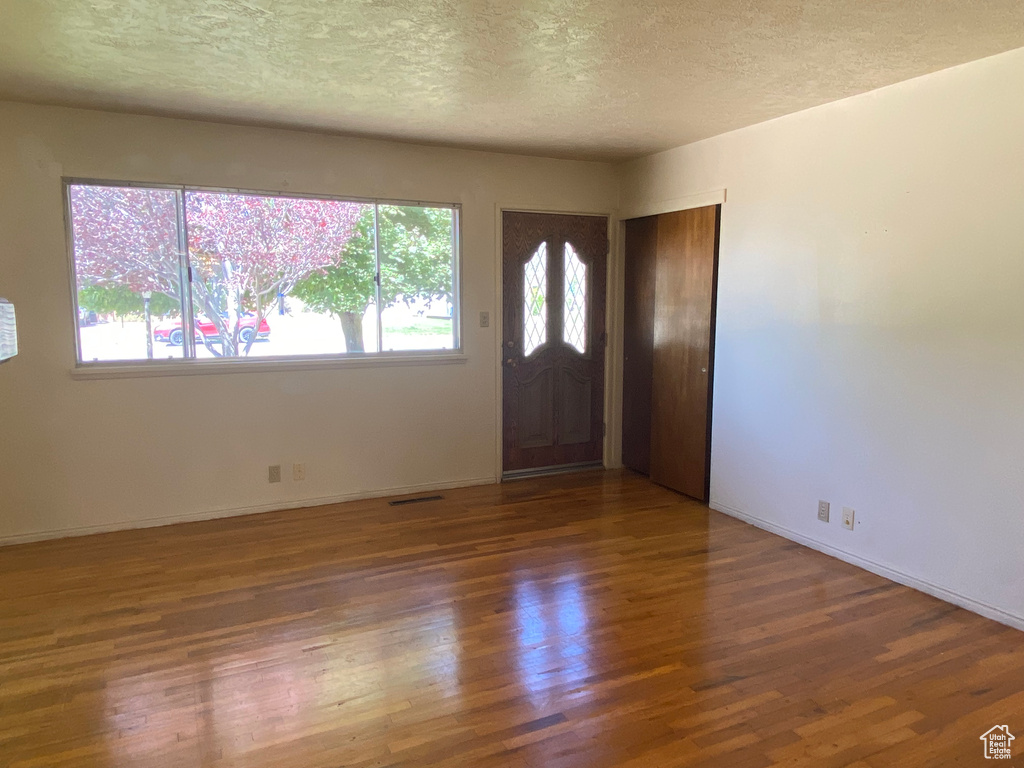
[143, 291, 153, 360]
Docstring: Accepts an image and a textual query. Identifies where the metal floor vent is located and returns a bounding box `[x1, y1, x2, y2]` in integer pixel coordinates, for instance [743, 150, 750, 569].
[388, 494, 444, 507]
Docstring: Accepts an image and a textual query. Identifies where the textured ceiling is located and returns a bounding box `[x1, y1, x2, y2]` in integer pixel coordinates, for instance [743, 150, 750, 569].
[2, 0, 1024, 160]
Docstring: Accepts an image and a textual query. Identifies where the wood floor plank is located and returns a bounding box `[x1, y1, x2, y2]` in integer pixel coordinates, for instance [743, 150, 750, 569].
[0, 470, 1021, 767]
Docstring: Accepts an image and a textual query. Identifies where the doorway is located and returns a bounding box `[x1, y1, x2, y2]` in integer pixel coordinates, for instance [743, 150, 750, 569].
[501, 211, 608, 477]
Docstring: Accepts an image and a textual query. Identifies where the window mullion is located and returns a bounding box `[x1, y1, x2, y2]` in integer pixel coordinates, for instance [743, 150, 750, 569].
[373, 202, 383, 354]
[176, 188, 197, 360]
[451, 208, 460, 352]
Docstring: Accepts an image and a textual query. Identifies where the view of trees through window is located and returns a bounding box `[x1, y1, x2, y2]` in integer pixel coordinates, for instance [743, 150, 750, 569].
[68, 183, 458, 363]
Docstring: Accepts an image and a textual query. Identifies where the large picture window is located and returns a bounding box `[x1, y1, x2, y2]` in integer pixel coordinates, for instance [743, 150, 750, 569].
[67, 181, 460, 365]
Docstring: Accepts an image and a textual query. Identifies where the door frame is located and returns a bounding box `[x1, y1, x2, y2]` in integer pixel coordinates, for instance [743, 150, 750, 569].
[494, 204, 616, 481]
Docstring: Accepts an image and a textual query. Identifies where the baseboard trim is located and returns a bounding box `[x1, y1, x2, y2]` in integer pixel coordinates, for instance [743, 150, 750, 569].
[0, 476, 498, 547]
[710, 500, 1024, 633]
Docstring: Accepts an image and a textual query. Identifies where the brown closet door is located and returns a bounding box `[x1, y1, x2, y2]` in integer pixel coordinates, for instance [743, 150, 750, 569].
[649, 205, 720, 500]
[622, 215, 658, 474]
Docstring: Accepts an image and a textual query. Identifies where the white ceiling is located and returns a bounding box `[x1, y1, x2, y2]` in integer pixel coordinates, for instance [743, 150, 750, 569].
[2, 0, 1023, 160]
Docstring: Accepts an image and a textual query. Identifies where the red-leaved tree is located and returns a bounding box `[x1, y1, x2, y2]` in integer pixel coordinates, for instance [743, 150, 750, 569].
[185, 191, 364, 356]
[69, 186, 181, 296]
[70, 185, 364, 357]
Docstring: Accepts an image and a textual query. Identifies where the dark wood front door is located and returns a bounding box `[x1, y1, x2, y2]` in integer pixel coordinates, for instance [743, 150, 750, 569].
[502, 211, 607, 474]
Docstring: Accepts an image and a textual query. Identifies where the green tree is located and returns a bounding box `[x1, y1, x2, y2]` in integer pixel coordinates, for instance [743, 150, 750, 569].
[78, 284, 179, 322]
[293, 205, 454, 352]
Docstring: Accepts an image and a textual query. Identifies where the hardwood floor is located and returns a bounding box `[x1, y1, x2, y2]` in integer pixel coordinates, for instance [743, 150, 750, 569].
[1, 471, 1021, 767]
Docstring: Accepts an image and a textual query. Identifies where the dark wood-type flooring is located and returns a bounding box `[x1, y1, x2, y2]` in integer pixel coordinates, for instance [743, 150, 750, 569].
[1, 470, 1021, 767]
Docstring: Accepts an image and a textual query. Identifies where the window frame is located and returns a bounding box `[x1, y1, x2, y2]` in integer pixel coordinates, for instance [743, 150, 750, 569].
[63, 178, 463, 376]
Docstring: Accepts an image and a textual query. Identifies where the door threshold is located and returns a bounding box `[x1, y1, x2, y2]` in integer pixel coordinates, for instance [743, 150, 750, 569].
[502, 461, 604, 481]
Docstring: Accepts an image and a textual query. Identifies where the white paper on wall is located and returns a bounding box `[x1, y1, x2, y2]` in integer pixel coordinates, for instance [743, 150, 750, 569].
[0, 299, 17, 362]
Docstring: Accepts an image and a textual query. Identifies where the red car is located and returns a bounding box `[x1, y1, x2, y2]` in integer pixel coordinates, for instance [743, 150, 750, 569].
[154, 315, 271, 346]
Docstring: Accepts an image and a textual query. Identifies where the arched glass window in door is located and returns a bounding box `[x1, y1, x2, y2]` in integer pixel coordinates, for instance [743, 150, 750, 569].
[523, 243, 547, 356]
[563, 243, 587, 353]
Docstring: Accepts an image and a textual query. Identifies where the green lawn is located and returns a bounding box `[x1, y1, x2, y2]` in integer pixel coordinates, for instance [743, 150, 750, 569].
[384, 318, 452, 336]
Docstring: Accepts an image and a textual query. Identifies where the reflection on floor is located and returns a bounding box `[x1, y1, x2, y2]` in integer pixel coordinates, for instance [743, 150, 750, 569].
[1, 470, 1022, 767]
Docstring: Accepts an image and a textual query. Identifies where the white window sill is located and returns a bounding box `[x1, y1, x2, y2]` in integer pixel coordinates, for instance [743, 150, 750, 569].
[70, 352, 467, 380]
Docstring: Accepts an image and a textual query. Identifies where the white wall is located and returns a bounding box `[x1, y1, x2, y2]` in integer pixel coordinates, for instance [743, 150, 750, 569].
[619, 46, 1024, 627]
[0, 102, 618, 542]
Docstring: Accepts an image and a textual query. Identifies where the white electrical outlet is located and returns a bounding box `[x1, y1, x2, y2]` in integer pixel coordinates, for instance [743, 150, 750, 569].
[479, 311, 490, 328]
[268, 465, 281, 483]
[817, 500, 830, 523]
[842, 507, 855, 530]
[292, 463, 305, 481]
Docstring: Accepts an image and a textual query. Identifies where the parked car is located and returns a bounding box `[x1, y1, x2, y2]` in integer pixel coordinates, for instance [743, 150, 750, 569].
[78, 308, 98, 327]
[154, 315, 271, 346]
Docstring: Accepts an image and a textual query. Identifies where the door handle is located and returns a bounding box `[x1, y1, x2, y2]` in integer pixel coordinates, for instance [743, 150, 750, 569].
[505, 358, 518, 368]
